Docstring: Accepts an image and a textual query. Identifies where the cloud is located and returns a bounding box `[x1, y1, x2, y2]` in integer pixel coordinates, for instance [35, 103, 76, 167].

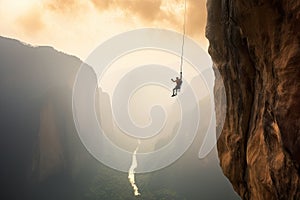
[90, 0, 172, 24]
[6, 0, 208, 60]
[16, 7, 45, 36]
[44, 0, 90, 17]
[117, 0, 163, 22]
[46, 0, 80, 13]
[90, 0, 111, 11]
[89, 0, 207, 38]
[29, 0, 206, 39]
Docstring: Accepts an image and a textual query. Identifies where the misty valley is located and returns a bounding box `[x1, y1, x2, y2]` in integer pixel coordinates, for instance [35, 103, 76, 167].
[0, 37, 239, 199]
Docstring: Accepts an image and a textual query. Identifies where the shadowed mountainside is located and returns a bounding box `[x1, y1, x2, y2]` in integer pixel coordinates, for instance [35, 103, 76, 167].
[0, 36, 90, 199]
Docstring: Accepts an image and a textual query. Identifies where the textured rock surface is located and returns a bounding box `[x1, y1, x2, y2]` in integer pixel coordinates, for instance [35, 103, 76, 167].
[206, 0, 300, 199]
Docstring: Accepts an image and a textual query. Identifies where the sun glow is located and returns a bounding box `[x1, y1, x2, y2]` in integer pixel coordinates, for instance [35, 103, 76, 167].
[0, 0, 208, 59]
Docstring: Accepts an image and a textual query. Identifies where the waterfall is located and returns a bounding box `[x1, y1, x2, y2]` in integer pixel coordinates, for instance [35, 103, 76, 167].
[128, 140, 141, 196]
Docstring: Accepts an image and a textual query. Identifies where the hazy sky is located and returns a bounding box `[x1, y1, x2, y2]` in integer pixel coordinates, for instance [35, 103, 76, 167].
[0, 0, 207, 59]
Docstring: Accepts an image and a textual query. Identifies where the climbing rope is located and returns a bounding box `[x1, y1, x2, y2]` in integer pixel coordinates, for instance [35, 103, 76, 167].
[179, 0, 187, 79]
[171, 0, 187, 97]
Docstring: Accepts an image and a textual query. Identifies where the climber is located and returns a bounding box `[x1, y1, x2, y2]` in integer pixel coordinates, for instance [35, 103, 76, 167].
[171, 73, 182, 97]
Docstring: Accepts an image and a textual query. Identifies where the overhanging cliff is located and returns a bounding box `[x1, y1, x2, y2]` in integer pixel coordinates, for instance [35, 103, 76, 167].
[206, 0, 300, 199]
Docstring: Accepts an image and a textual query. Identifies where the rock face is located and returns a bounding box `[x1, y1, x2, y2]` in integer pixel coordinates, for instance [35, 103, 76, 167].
[206, 0, 300, 199]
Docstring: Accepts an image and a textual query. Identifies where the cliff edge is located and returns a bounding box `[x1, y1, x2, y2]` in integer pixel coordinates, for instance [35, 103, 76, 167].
[206, 0, 300, 199]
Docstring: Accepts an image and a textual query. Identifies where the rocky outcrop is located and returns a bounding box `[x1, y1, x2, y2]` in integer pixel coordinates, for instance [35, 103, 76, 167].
[206, 0, 300, 199]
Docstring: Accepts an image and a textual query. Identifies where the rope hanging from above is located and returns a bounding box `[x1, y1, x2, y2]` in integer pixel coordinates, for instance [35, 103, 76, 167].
[171, 0, 187, 97]
[179, 0, 187, 79]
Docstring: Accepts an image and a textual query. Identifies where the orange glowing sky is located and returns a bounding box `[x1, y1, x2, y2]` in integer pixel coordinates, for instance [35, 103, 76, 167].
[0, 0, 208, 59]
